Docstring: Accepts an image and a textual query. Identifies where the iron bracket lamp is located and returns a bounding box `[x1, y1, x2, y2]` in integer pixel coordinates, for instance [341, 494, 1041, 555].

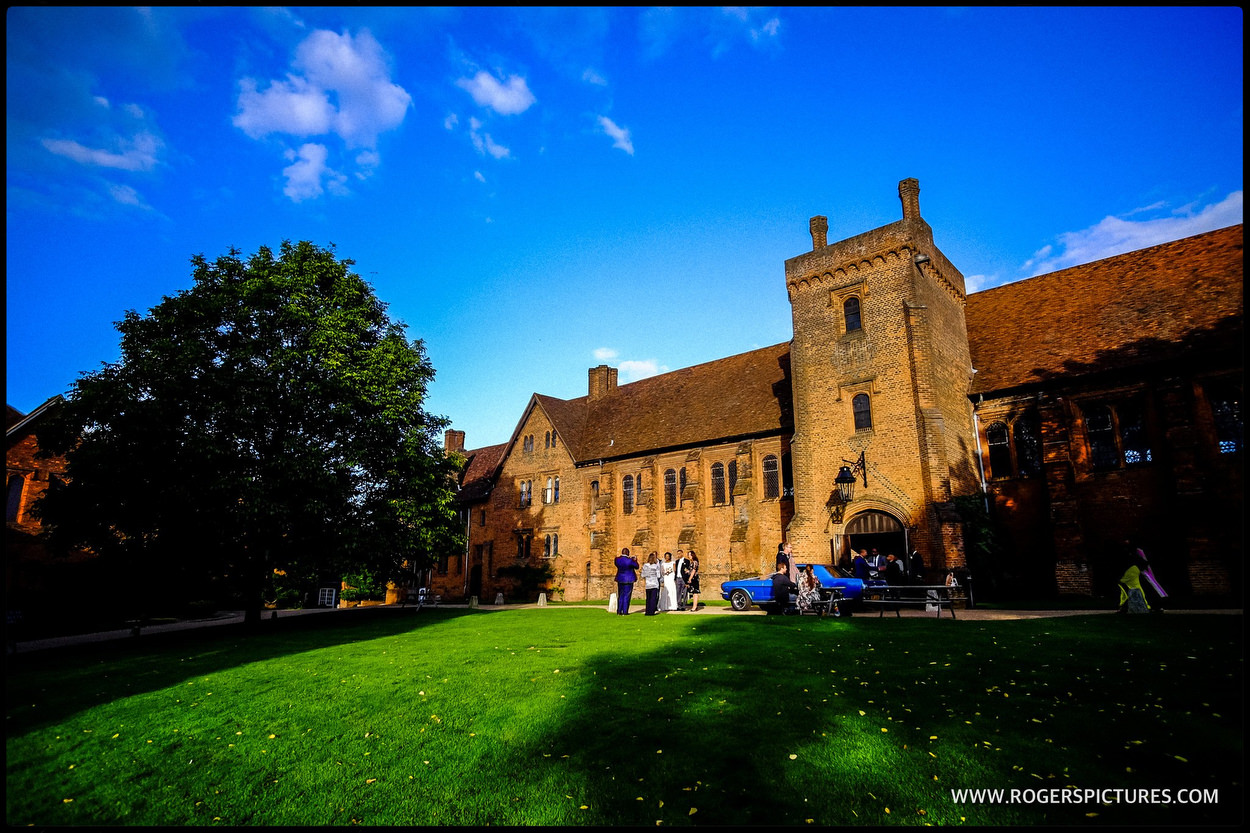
[826, 450, 868, 525]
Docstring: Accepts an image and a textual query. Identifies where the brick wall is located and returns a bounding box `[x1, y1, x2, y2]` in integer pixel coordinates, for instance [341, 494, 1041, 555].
[447, 423, 792, 603]
[6, 430, 67, 532]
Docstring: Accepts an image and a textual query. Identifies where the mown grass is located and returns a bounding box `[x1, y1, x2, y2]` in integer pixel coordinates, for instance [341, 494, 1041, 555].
[5, 608, 1242, 826]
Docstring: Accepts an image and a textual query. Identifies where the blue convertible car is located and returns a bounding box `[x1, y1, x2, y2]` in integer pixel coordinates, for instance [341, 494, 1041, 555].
[720, 564, 878, 614]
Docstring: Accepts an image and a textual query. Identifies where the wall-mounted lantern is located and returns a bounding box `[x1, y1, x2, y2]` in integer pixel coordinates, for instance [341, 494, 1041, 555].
[826, 450, 868, 525]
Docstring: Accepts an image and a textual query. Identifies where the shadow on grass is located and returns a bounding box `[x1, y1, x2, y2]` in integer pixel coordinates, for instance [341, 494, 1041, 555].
[4, 606, 479, 733]
[480, 613, 1243, 826]
[6, 609, 1243, 826]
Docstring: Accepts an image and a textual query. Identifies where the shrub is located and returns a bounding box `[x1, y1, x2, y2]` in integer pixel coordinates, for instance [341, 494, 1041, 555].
[340, 567, 387, 602]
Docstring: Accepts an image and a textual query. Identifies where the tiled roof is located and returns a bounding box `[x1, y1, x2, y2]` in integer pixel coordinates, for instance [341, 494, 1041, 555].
[460, 342, 793, 474]
[5, 396, 63, 444]
[455, 442, 507, 503]
[967, 225, 1243, 395]
[557, 342, 793, 463]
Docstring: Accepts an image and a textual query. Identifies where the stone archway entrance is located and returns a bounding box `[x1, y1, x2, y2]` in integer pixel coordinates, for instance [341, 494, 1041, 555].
[844, 510, 908, 569]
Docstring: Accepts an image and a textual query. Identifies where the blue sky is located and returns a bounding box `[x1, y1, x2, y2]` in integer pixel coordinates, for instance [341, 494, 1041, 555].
[6, 7, 1243, 449]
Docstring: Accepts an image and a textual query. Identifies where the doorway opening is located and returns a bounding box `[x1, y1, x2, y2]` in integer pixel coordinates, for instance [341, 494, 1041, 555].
[843, 510, 907, 568]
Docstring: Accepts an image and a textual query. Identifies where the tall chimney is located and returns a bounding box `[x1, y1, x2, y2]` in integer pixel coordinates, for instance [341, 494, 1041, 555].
[444, 429, 466, 454]
[588, 365, 619, 401]
[899, 178, 920, 221]
[809, 215, 828, 250]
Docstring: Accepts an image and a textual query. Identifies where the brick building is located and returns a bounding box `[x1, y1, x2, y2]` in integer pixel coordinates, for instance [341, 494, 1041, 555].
[437, 179, 1242, 604]
[6, 398, 66, 535]
[5, 396, 95, 608]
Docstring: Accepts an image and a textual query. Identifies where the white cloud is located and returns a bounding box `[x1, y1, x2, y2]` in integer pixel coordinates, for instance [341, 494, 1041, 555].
[105, 182, 152, 211]
[281, 143, 346, 202]
[592, 347, 618, 361]
[234, 28, 410, 200]
[474, 170, 486, 183]
[1022, 191, 1244, 277]
[41, 130, 164, 172]
[456, 70, 536, 115]
[483, 135, 510, 159]
[722, 7, 782, 45]
[582, 68, 607, 86]
[963, 273, 1001, 294]
[597, 116, 634, 155]
[619, 359, 668, 382]
[444, 113, 459, 130]
[469, 125, 510, 159]
[234, 75, 335, 139]
[235, 29, 410, 147]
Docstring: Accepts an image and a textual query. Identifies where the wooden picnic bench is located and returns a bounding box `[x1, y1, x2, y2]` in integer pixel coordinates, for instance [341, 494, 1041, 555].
[860, 584, 958, 619]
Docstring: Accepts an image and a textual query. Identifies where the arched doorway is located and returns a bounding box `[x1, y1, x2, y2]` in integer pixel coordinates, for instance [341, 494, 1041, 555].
[844, 510, 907, 568]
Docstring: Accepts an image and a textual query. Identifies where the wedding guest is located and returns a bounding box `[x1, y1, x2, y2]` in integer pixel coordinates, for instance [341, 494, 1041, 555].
[659, 552, 678, 611]
[614, 547, 639, 615]
[642, 552, 662, 616]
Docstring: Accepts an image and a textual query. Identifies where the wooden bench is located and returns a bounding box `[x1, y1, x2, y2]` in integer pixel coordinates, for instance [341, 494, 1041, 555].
[860, 585, 957, 619]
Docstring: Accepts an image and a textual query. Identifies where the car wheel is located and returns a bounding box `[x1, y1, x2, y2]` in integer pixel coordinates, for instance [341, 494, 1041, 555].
[729, 589, 752, 611]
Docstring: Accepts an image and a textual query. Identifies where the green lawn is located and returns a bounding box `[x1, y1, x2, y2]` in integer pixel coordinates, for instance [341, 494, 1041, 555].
[5, 608, 1242, 826]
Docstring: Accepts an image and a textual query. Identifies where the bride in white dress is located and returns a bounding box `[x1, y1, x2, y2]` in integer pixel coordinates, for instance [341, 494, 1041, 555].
[659, 552, 678, 611]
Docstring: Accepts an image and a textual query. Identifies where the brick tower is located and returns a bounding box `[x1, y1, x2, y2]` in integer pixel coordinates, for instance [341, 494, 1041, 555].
[783, 179, 980, 572]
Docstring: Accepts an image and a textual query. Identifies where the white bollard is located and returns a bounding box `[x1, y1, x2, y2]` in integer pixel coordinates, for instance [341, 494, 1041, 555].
[607, 592, 617, 613]
[469, 595, 479, 608]
[494, 592, 505, 606]
[537, 592, 547, 607]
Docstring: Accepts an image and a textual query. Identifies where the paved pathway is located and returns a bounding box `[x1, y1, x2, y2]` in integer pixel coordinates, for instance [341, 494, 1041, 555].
[10, 601, 1238, 654]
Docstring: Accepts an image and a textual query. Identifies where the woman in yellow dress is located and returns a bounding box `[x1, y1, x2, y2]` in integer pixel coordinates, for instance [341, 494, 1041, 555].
[1118, 557, 1150, 614]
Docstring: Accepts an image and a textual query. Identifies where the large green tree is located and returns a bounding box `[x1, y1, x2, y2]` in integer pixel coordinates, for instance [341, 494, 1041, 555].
[36, 241, 464, 624]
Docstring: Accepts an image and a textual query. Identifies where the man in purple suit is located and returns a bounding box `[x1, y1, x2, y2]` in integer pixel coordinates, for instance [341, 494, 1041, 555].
[614, 547, 640, 615]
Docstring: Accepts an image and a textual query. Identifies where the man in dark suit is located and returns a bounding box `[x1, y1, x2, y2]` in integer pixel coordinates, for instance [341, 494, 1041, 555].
[614, 547, 640, 615]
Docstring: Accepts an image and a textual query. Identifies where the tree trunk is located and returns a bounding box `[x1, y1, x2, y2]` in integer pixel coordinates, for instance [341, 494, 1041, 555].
[241, 546, 267, 628]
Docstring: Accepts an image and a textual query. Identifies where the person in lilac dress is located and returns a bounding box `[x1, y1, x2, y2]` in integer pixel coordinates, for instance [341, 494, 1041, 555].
[642, 552, 662, 615]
